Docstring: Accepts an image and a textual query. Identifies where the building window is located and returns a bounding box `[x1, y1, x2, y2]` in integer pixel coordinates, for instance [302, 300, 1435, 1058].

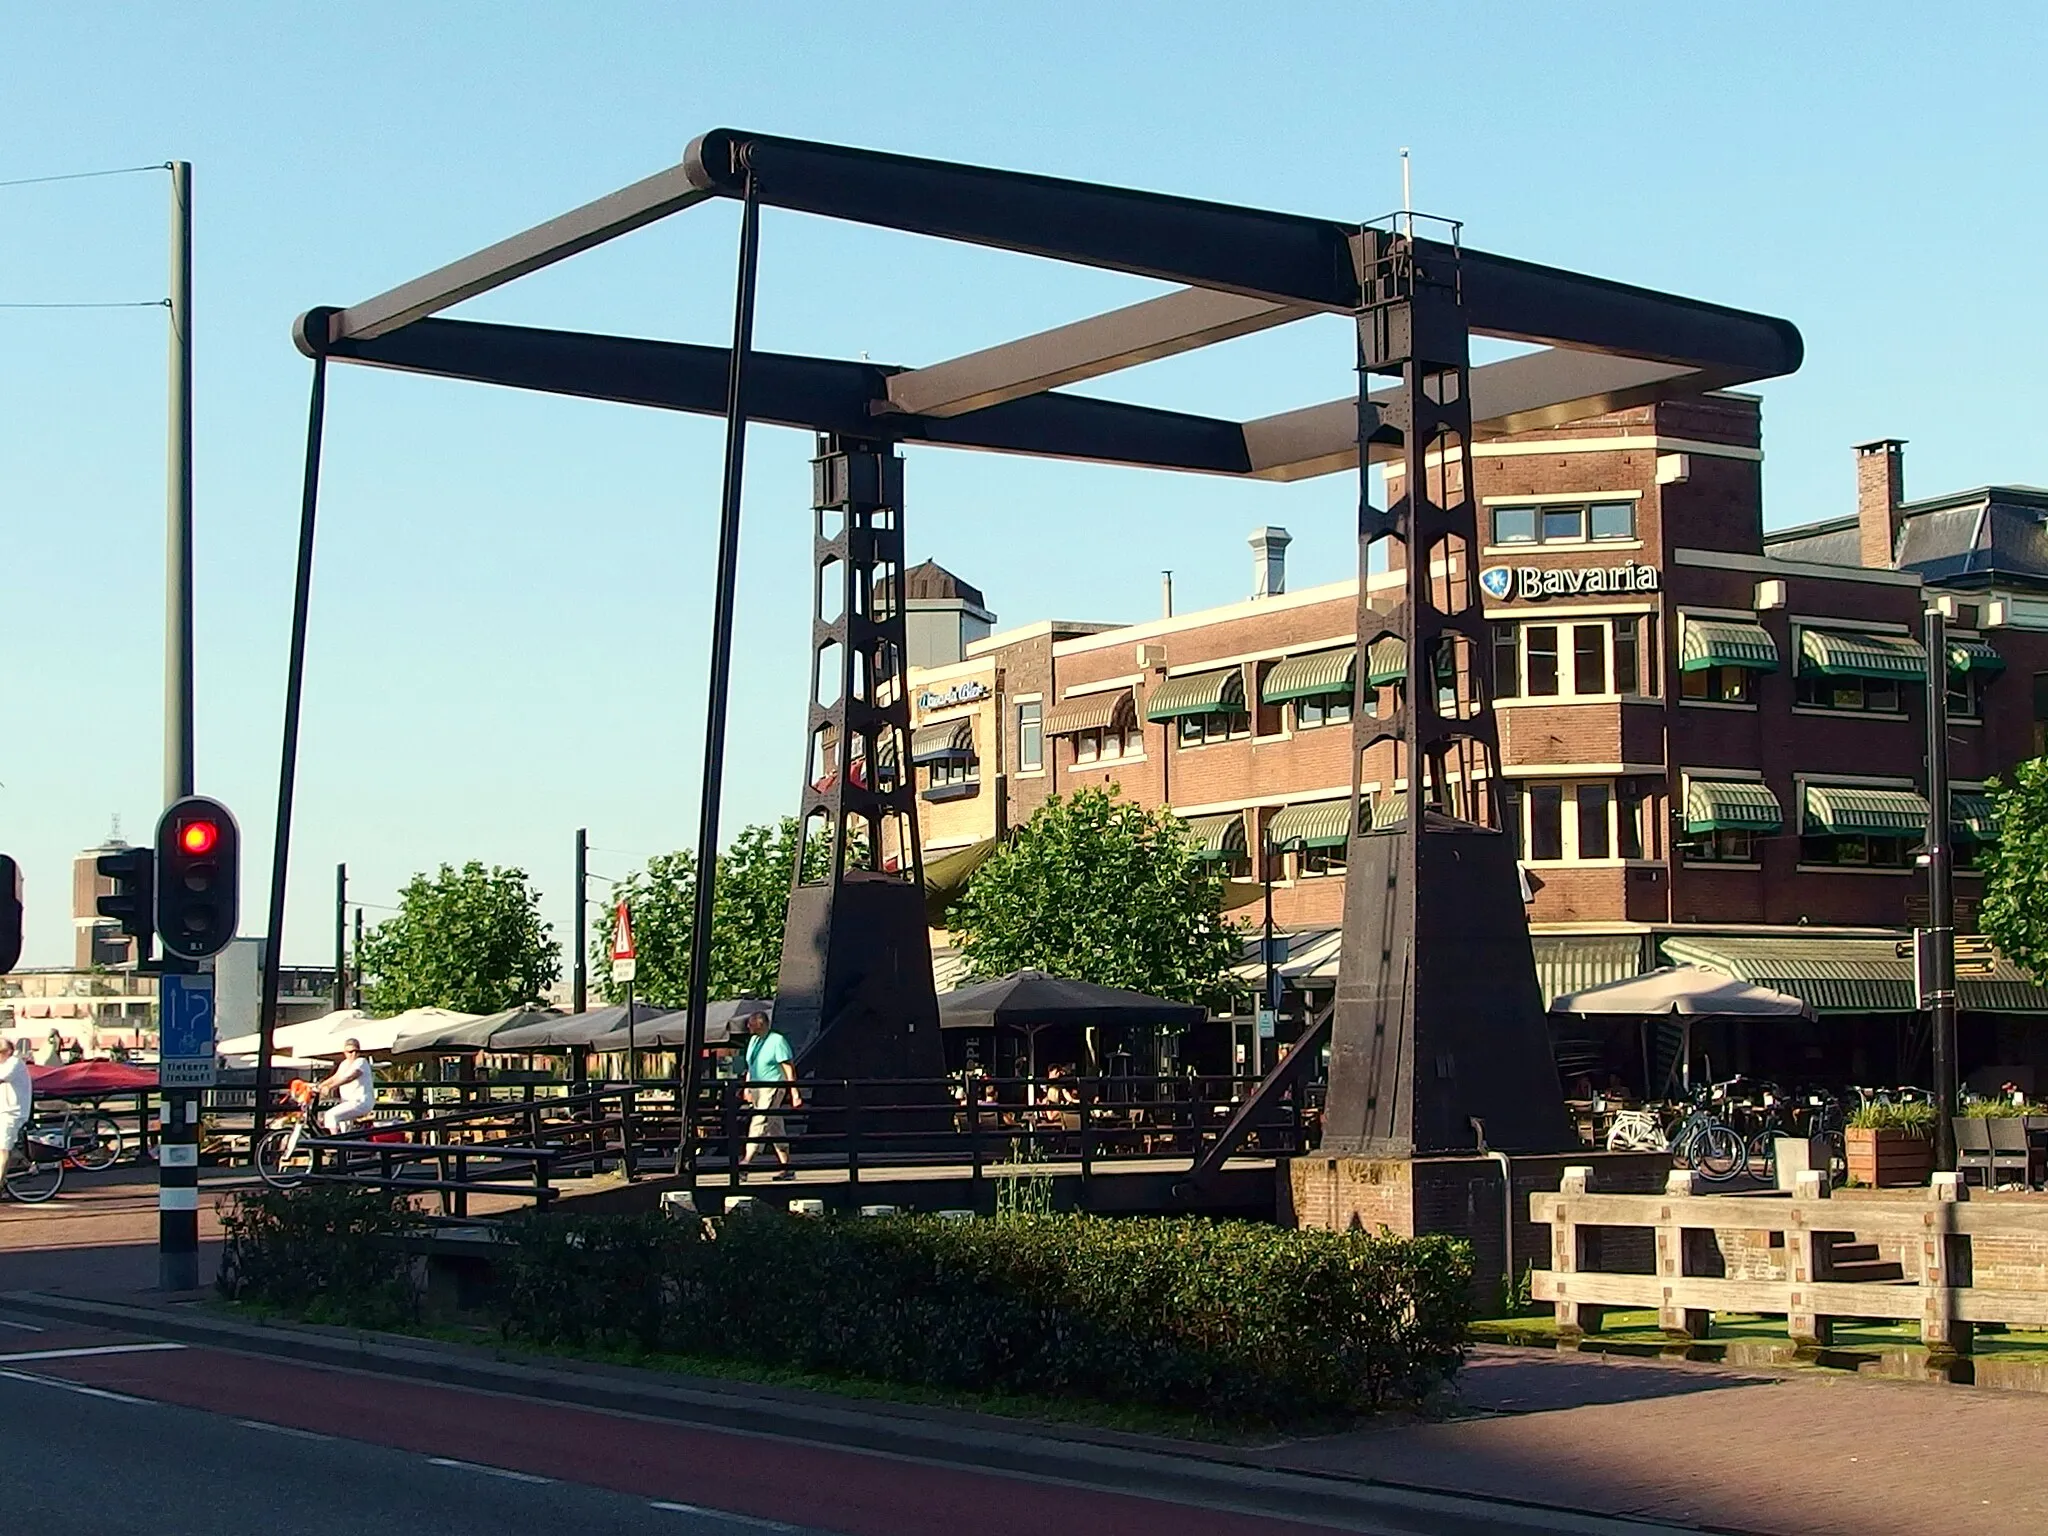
[1575, 783, 1612, 859]
[924, 755, 980, 800]
[1572, 624, 1607, 695]
[1492, 622, 1520, 699]
[1682, 665, 1752, 704]
[1794, 672, 1902, 713]
[1294, 692, 1353, 729]
[1685, 828, 1758, 863]
[1617, 781, 1648, 860]
[1489, 499, 1636, 546]
[1072, 726, 1139, 764]
[1948, 670, 1984, 721]
[1798, 832, 1915, 868]
[1525, 625, 1561, 696]
[1178, 710, 1250, 747]
[1498, 617, 1654, 701]
[1016, 701, 1043, 772]
[1300, 845, 1347, 877]
[1518, 778, 1629, 863]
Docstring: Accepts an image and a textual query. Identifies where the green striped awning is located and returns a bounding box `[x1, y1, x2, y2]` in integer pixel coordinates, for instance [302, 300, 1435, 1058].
[1366, 637, 1407, 687]
[1803, 784, 1930, 835]
[1798, 628, 1928, 680]
[910, 719, 975, 764]
[1684, 779, 1783, 834]
[1144, 667, 1245, 721]
[1953, 793, 1996, 841]
[1948, 640, 2006, 675]
[1267, 799, 1356, 850]
[1370, 790, 1408, 831]
[1661, 934, 2048, 1015]
[1532, 936, 1647, 1010]
[1680, 619, 1779, 673]
[1181, 812, 1247, 860]
[1262, 648, 1356, 704]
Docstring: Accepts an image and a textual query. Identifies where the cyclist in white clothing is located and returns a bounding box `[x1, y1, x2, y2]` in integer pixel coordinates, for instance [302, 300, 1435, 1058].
[0, 1039, 32, 1184]
[314, 1038, 377, 1134]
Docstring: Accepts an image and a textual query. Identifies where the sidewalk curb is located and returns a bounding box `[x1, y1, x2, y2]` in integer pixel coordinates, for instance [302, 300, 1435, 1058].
[2, 1289, 1691, 1536]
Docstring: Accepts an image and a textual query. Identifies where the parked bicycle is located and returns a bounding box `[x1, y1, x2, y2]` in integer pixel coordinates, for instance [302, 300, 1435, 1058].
[28, 1105, 124, 1172]
[1604, 1080, 1746, 1181]
[3, 1124, 68, 1202]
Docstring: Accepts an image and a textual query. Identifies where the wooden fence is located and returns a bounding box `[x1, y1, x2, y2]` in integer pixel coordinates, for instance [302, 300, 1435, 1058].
[1532, 1164, 2048, 1355]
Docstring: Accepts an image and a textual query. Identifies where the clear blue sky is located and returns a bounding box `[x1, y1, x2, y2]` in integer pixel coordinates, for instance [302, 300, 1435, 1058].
[4, 4, 2044, 968]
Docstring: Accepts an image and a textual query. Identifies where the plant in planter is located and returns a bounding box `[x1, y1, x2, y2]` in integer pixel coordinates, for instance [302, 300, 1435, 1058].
[1844, 1101, 1936, 1187]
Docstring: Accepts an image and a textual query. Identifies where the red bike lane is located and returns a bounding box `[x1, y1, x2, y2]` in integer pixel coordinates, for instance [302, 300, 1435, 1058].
[28, 1340, 1355, 1536]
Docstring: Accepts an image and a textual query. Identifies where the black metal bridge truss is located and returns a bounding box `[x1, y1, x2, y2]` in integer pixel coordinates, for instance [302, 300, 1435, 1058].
[262, 128, 1802, 1172]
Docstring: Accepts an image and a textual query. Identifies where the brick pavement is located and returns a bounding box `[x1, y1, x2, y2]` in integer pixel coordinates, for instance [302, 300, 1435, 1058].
[1263, 1346, 2048, 1535]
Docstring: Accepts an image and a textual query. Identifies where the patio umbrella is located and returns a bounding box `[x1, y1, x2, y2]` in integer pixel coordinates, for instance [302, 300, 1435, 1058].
[489, 1001, 671, 1052]
[217, 1007, 373, 1061]
[582, 999, 769, 1052]
[1549, 965, 1814, 1092]
[938, 970, 1206, 1031]
[1550, 966, 1815, 1019]
[392, 1004, 563, 1054]
[299, 1006, 481, 1058]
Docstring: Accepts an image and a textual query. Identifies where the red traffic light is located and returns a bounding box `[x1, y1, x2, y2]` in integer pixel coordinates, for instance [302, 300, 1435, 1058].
[177, 820, 220, 857]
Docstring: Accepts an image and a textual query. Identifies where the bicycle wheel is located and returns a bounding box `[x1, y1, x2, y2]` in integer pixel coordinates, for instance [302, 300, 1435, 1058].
[74, 1112, 124, 1171]
[1748, 1132, 1777, 1184]
[6, 1143, 65, 1203]
[256, 1125, 312, 1188]
[1690, 1123, 1746, 1182]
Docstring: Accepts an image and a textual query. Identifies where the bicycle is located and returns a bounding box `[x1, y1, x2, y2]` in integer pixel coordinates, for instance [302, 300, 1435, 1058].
[3, 1125, 68, 1202]
[255, 1080, 321, 1189]
[29, 1106, 124, 1172]
[1604, 1085, 1745, 1180]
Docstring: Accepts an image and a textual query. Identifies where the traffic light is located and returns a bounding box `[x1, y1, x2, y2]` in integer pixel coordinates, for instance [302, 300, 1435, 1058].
[97, 844, 156, 966]
[0, 855, 20, 975]
[156, 796, 239, 962]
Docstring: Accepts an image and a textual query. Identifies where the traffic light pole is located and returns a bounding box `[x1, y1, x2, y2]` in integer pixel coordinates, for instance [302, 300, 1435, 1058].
[333, 863, 348, 1010]
[157, 957, 203, 1293]
[572, 829, 587, 1014]
[1924, 605, 1958, 1173]
[164, 159, 195, 807]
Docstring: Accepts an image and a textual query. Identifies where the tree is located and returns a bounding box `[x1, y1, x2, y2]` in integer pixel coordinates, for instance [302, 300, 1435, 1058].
[357, 861, 559, 1016]
[1980, 759, 2048, 981]
[946, 786, 1245, 1006]
[595, 818, 822, 1005]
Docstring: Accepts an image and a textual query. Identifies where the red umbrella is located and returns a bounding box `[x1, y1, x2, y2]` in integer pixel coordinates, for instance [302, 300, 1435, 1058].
[30, 1061, 156, 1097]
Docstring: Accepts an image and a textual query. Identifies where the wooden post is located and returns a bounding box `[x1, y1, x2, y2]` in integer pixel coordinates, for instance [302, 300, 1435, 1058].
[1551, 1165, 1605, 1338]
[1921, 1172, 1974, 1356]
[1656, 1169, 1711, 1340]
[1785, 1169, 1834, 1349]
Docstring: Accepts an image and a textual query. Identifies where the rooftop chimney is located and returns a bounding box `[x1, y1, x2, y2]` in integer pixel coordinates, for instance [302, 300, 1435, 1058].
[1855, 439, 1906, 569]
[1249, 526, 1292, 599]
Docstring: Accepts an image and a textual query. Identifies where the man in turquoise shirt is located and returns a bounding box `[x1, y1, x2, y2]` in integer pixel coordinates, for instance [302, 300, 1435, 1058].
[738, 1011, 800, 1180]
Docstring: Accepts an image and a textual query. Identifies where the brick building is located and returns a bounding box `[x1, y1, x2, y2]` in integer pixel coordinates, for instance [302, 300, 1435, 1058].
[907, 396, 2048, 1090]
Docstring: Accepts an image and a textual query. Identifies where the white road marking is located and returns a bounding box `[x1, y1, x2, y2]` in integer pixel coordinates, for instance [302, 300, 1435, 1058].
[649, 1502, 807, 1531]
[0, 1366, 151, 1404]
[0, 1341, 185, 1364]
[236, 1418, 336, 1442]
[0, 1318, 44, 1332]
[427, 1457, 552, 1484]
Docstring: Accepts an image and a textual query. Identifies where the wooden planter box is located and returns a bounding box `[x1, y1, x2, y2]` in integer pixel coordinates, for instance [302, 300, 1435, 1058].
[1846, 1126, 1933, 1187]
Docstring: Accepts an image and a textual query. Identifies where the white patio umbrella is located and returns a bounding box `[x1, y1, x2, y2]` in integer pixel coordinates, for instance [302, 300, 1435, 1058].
[1549, 965, 1813, 1092]
[217, 1007, 373, 1062]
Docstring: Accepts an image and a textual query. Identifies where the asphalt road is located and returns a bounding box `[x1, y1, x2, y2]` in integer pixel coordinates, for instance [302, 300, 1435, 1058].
[0, 1359, 822, 1536]
[0, 1306, 1666, 1536]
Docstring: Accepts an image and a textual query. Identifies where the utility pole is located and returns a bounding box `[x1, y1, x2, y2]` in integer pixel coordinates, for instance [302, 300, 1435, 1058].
[1923, 605, 1958, 1172]
[159, 160, 200, 1295]
[352, 907, 364, 1006]
[573, 828, 588, 1013]
[333, 863, 347, 1009]
[164, 160, 194, 805]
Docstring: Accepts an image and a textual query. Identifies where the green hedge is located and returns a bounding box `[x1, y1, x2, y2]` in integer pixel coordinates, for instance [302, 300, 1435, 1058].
[498, 1210, 1470, 1421]
[217, 1184, 421, 1325]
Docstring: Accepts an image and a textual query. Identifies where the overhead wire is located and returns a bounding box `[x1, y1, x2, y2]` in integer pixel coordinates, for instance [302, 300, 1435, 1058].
[0, 162, 169, 190]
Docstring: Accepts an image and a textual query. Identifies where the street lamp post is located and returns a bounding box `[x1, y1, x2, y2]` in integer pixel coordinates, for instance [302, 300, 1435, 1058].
[1922, 605, 1959, 1172]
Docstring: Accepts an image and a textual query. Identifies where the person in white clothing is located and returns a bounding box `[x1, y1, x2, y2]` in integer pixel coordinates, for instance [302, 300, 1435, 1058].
[0, 1038, 33, 1186]
[314, 1038, 377, 1135]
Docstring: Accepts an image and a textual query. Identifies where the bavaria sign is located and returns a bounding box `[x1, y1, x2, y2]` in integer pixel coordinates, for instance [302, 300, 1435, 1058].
[611, 901, 637, 985]
[1479, 562, 1659, 602]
